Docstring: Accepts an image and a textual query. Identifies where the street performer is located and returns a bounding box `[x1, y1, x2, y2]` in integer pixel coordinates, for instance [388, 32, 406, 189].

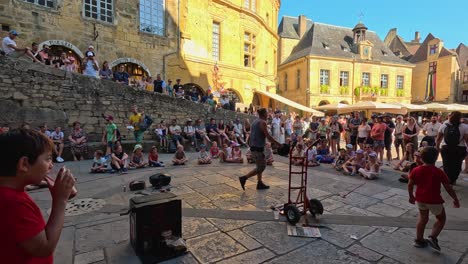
[239, 108, 281, 190]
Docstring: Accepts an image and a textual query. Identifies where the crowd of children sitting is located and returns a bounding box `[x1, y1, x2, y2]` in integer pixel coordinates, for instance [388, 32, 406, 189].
[289, 137, 383, 180]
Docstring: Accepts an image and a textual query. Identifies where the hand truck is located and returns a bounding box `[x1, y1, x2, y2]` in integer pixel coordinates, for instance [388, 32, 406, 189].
[283, 140, 324, 225]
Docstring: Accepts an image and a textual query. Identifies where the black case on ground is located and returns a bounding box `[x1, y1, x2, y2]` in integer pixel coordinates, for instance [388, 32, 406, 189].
[129, 193, 185, 263]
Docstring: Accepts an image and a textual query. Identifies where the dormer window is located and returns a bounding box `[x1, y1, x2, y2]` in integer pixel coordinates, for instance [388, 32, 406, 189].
[429, 44, 438, 55]
[322, 42, 329, 49]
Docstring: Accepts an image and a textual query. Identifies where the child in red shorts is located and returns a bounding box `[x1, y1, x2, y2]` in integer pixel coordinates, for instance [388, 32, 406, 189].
[0, 129, 76, 263]
[408, 146, 460, 251]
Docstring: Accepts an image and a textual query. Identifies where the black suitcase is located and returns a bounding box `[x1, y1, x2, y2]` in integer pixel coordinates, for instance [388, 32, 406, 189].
[129, 193, 185, 263]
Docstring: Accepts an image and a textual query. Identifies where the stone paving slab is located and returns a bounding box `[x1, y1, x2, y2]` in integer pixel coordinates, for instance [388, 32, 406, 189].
[360, 229, 463, 264]
[266, 240, 370, 264]
[182, 217, 218, 239]
[217, 247, 276, 264]
[242, 222, 315, 255]
[186, 231, 247, 263]
[347, 244, 383, 262]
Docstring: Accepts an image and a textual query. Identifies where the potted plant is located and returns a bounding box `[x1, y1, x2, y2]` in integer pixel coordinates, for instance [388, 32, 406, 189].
[320, 84, 329, 94]
[354, 87, 361, 97]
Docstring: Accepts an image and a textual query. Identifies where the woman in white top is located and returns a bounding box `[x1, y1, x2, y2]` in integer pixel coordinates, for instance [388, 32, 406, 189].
[357, 118, 371, 150]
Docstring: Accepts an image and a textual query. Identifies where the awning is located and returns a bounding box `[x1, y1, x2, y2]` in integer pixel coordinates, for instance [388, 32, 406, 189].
[254, 90, 324, 116]
[314, 103, 349, 111]
[337, 101, 405, 116]
[389, 102, 427, 112]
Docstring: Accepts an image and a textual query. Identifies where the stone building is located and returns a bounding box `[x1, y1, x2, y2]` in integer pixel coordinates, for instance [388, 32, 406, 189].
[408, 34, 461, 103]
[166, 0, 282, 109]
[277, 15, 414, 108]
[384, 29, 421, 60]
[0, 0, 181, 82]
[0, 0, 287, 109]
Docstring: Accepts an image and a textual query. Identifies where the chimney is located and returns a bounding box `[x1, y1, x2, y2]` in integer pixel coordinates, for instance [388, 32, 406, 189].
[414, 31, 421, 43]
[298, 15, 307, 38]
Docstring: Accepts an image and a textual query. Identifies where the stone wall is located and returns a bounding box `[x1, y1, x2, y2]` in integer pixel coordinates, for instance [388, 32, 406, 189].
[0, 57, 253, 141]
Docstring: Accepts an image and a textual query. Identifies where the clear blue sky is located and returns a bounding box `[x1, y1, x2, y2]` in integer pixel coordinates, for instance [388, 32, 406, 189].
[279, 0, 467, 49]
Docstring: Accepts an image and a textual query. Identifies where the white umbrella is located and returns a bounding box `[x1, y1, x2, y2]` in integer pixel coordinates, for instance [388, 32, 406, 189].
[314, 103, 349, 111]
[422, 103, 449, 112]
[337, 101, 404, 116]
[446, 104, 468, 113]
[390, 102, 427, 112]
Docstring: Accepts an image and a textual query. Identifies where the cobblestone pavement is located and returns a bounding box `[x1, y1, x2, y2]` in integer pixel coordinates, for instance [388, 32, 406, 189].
[29, 152, 468, 264]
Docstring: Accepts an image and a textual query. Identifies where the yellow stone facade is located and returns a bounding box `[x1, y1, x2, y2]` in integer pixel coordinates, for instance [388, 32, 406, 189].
[278, 57, 413, 107]
[410, 38, 460, 103]
[277, 19, 413, 108]
[167, 0, 280, 106]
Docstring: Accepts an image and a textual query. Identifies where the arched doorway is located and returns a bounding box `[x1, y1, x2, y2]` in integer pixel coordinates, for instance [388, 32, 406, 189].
[109, 58, 151, 85]
[252, 93, 261, 108]
[339, 100, 349, 104]
[38, 40, 83, 73]
[222, 88, 243, 103]
[183, 83, 205, 96]
[318, 100, 330, 106]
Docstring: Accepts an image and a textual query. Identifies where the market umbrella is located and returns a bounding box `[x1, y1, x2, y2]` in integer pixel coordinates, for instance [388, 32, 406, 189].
[389, 102, 427, 112]
[314, 103, 349, 111]
[421, 103, 449, 112]
[337, 101, 404, 116]
[446, 104, 468, 113]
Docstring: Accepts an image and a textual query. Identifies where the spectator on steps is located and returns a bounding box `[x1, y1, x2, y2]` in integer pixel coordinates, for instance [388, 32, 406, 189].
[1, 30, 42, 63]
[82, 56, 99, 78]
[113, 65, 129, 85]
[50, 126, 65, 163]
[68, 121, 88, 161]
[99, 61, 113, 80]
[153, 74, 166, 94]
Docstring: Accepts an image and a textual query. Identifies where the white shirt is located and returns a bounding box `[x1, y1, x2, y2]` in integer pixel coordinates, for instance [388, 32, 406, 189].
[184, 126, 195, 134]
[423, 122, 442, 137]
[357, 124, 370, 138]
[2, 36, 16, 55]
[285, 119, 292, 130]
[233, 123, 243, 134]
[220, 98, 229, 105]
[50, 131, 64, 141]
[438, 121, 468, 147]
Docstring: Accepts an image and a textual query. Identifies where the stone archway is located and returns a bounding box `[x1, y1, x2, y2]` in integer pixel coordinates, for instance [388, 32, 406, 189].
[252, 93, 262, 108]
[318, 100, 330, 106]
[39, 40, 84, 58]
[223, 88, 243, 103]
[183, 83, 205, 96]
[109, 58, 151, 77]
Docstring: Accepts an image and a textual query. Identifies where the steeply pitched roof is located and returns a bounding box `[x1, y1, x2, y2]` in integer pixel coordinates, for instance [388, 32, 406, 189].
[409, 34, 457, 63]
[281, 22, 412, 66]
[278, 16, 313, 39]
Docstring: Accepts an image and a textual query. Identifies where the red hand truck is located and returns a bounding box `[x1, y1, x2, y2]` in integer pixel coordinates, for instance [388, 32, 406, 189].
[283, 141, 324, 225]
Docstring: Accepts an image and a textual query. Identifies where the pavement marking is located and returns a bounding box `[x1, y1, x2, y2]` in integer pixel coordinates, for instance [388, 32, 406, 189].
[182, 208, 468, 231]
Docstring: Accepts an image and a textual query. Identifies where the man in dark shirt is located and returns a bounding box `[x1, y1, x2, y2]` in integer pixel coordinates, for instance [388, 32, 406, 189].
[153, 74, 165, 94]
[113, 65, 129, 85]
[384, 115, 395, 163]
[348, 112, 361, 150]
[206, 118, 221, 145]
[173, 78, 183, 94]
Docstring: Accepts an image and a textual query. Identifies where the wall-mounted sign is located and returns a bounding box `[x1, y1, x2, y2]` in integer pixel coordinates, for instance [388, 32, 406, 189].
[38, 40, 85, 58]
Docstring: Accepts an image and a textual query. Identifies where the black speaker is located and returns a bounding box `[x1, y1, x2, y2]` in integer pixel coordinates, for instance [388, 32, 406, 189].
[129, 193, 186, 263]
